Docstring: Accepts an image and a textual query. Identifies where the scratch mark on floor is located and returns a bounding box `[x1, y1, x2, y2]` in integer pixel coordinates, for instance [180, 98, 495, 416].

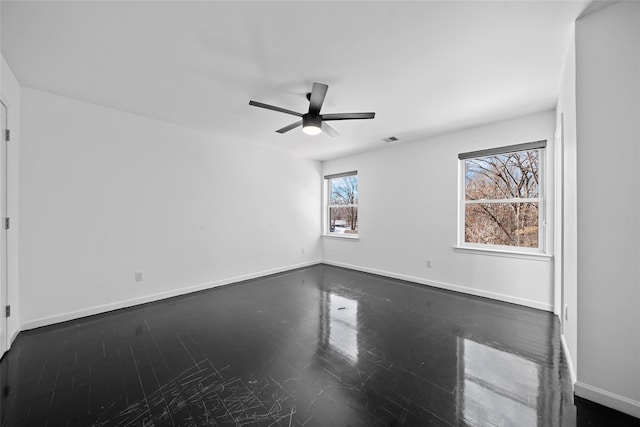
[91, 358, 297, 427]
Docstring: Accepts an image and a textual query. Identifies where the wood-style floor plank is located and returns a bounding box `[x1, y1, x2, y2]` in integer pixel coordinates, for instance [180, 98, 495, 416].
[1, 265, 638, 426]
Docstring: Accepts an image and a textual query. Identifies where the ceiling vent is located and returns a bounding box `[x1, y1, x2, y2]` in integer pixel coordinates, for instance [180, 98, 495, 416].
[383, 136, 399, 143]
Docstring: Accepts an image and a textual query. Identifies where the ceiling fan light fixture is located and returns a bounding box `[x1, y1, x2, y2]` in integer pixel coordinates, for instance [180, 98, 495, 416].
[302, 125, 322, 136]
[302, 114, 322, 136]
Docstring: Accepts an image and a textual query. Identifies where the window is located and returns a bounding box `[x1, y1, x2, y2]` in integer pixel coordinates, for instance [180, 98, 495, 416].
[459, 141, 545, 251]
[325, 171, 358, 236]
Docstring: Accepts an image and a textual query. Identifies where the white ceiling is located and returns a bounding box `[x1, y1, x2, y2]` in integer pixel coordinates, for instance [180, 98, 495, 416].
[1, 1, 589, 161]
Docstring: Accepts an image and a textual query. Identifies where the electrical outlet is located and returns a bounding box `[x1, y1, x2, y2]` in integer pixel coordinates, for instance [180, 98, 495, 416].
[426, 260, 432, 268]
[301, 248, 305, 254]
[135, 271, 143, 282]
[564, 304, 568, 321]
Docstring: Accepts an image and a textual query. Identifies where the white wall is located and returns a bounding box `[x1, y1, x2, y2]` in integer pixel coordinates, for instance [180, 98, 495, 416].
[556, 32, 578, 385]
[574, 1, 640, 417]
[19, 87, 322, 329]
[1, 55, 21, 351]
[323, 111, 555, 311]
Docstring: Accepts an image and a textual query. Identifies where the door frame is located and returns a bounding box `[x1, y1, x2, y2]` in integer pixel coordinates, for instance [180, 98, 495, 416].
[553, 113, 565, 327]
[0, 98, 8, 357]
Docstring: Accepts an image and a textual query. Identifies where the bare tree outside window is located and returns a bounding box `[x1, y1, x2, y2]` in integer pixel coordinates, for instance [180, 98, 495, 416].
[464, 148, 541, 248]
[328, 174, 358, 234]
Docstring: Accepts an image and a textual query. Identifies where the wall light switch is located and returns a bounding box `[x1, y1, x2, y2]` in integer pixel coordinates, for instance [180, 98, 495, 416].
[135, 271, 143, 282]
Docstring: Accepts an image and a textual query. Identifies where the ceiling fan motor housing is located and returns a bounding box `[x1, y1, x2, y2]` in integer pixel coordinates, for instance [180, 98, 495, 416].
[302, 113, 321, 128]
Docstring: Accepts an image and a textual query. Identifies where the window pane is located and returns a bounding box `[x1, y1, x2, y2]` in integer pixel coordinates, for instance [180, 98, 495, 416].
[329, 207, 358, 234]
[465, 202, 539, 248]
[330, 176, 358, 206]
[465, 150, 539, 200]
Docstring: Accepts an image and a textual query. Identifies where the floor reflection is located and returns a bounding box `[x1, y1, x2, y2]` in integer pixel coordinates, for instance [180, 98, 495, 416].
[320, 292, 359, 364]
[459, 338, 541, 426]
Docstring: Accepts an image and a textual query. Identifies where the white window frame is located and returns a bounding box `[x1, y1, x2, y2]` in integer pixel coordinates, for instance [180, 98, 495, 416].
[458, 141, 546, 255]
[323, 171, 358, 238]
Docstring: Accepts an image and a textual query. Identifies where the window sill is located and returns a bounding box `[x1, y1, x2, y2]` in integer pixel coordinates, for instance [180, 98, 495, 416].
[453, 246, 552, 261]
[322, 234, 359, 240]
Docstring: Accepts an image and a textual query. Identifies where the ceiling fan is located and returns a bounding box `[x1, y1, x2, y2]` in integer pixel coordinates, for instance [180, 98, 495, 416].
[249, 82, 375, 137]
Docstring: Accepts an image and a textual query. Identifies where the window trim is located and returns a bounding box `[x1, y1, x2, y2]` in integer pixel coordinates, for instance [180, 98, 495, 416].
[324, 171, 359, 238]
[458, 142, 547, 255]
[458, 140, 547, 160]
[452, 245, 552, 261]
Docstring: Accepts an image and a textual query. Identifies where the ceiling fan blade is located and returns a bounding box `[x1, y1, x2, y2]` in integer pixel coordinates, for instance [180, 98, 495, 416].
[276, 120, 303, 134]
[249, 100, 303, 117]
[308, 83, 328, 115]
[321, 112, 376, 121]
[321, 122, 340, 138]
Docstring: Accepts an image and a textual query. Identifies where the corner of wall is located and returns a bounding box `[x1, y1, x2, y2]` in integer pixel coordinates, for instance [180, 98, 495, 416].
[555, 16, 579, 392]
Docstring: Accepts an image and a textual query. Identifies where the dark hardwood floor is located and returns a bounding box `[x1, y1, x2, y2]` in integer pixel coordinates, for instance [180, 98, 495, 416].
[1, 265, 638, 426]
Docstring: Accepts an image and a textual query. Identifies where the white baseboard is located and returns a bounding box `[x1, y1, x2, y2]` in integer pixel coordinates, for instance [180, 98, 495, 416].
[322, 259, 553, 312]
[560, 334, 577, 387]
[575, 381, 640, 419]
[9, 328, 19, 347]
[1, 327, 21, 359]
[21, 260, 321, 331]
